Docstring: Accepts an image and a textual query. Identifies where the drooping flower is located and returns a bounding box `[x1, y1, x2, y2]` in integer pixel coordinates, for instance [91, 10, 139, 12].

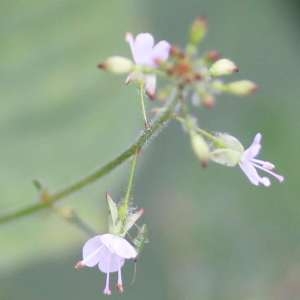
[75, 233, 137, 295]
[239, 133, 284, 186]
[210, 132, 284, 186]
[125, 32, 171, 97]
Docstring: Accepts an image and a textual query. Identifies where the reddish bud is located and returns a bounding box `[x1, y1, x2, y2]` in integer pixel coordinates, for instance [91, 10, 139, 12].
[170, 46, 185, 59]
[205, 50, 222, 63]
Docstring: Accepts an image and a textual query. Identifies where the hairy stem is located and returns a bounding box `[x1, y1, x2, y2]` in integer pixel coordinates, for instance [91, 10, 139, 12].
[123, 151, 138, 208]
[0, 90, 178, 225]
[139, 83, 148, 127]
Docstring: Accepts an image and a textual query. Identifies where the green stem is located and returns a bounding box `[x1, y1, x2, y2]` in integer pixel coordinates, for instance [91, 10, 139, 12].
[123, 151, 138, 208]
[139, 83, 148, 127]
[0, 90, 179, 225]
[195, 127, 226, 148]
[175, 116, 226, 148]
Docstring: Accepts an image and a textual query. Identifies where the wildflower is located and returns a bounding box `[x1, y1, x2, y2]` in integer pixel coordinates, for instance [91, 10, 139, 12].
[210, 132, 284, 186]
[75, 233, 137, 295]
[125, 32, 171, 97]
[239, 133, 284, 186]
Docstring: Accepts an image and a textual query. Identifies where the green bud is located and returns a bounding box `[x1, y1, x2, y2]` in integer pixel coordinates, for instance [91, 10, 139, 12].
[190, 131, 210, 166]
[210, 133, 244, 166]
[189, 17, 208, 46]
[98, 56, 133, 74]
[225, 80, 258, 96]
[209, 58, 239, 77]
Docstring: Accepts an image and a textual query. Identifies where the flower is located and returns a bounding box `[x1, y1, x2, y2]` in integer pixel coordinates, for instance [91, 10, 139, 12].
[75, 233, 137, 295]
[239, 133, 284, 186]
[125, 32, 171, 98]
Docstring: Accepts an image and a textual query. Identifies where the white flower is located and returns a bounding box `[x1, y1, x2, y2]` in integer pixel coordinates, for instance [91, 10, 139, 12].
[75, 233, 137, 295]
[125, 32, 171, 97]
[239, 133, 284, 186]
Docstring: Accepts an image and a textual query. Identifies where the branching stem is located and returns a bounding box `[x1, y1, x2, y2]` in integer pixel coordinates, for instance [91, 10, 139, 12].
[0, 90, 178, 225]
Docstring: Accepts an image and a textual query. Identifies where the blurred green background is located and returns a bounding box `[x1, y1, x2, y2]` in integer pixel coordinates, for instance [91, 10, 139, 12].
[1, 0, 299, 299]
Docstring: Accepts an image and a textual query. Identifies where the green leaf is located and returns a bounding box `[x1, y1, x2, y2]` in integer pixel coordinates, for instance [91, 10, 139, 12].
[122, 208, 144, 235]
[106, 193, 118, 227]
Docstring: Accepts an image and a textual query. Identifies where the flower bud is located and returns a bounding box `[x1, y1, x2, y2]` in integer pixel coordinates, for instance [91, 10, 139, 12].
[209, 58, 239, 77]
[190, 131, 210, 167]
[225, 80, 258, 96]
[202, 94, 215, 109]
[98, 56, 133, 74]
[189, 17, 208, 46]
[170, 45, 185, 59]
[204, 50, 221, 64]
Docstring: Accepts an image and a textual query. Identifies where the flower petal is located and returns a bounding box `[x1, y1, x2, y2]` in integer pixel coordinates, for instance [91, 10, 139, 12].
[112, 236, 138, 259]
[239, 162, 260, 186]
[100, 233, 117, 253]
[145, 75, 156, 98]
[151, 40, 171, 63]
[239, 161, 271, 186]
[98, 251, 125, 273]
[125, 32, 135, 60]
[132, 33, 154, 65]
[82, 235, 104, 267]
[99, 234, 137, 263]
[243, 133, 262, 160]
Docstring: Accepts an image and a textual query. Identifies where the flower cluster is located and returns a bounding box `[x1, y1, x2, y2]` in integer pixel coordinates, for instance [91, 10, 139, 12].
[77, 17, 284, 296]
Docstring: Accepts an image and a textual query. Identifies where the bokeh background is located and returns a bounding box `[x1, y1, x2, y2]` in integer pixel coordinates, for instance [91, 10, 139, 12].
[1, 0, 299, 299]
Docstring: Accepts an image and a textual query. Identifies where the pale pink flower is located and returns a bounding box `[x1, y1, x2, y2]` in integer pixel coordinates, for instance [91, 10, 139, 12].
[125, 32, 171, 97]
[239, 133, 284, 186]
[75, 233, 137, 295]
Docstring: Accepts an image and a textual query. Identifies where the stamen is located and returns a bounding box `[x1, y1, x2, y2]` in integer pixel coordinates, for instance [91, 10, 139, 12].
[103, 273, 111, 295]
[74, 260, 85, 270]
[117, 267, 123, 286]
[261, 177, 271, 187]
[251, 162, 284, 182]
[116, 261, 124, 293]
[251, 159, 275, 170]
